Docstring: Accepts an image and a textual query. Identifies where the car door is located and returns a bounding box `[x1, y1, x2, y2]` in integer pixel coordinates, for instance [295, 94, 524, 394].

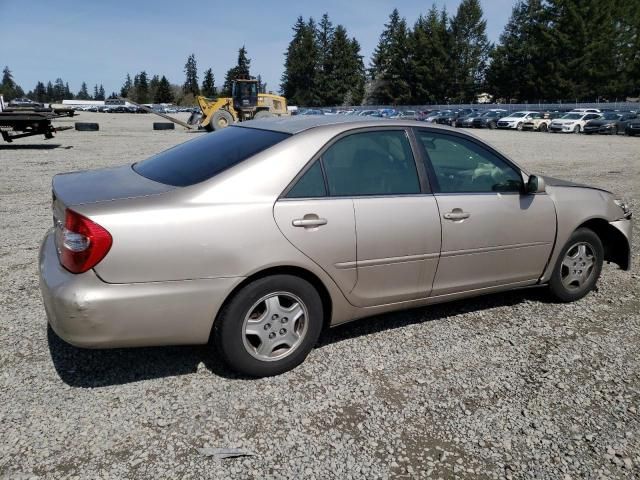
[414, 129, 556, 296]
[276, 128, 442, 308]
[274, 161, 357, 295]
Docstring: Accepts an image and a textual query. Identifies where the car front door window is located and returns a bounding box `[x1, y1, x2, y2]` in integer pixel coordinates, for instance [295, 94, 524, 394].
[415, 132, 523, 193]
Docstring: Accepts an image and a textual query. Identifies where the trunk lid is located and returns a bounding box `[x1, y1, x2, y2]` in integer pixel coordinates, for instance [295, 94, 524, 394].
[52, 164, 175, 207]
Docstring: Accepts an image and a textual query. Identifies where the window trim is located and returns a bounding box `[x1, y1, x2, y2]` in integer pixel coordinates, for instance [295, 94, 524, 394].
[279, 126, 432, 200]
[412, 127, 526, 195]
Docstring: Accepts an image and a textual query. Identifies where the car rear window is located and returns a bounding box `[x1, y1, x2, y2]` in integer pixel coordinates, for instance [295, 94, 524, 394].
[133, 126, 290, 187]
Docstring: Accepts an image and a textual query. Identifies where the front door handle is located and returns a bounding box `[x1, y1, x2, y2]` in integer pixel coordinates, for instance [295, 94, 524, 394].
[443, 210, 471, 221]
[292, 217, 328, 228]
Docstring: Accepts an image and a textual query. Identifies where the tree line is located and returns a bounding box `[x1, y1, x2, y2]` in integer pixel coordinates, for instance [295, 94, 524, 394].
[3, 0, 639, 106]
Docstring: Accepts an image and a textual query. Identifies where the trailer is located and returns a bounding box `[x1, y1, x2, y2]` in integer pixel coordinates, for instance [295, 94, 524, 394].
[0, 95, 72, 142]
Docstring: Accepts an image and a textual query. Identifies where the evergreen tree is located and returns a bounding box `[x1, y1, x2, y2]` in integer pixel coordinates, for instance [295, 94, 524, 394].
[256, 74, 267, 93]
[281, 17, 320, 106]
[369, 9, 411, 104]
[46, 81, 54, 101]
[136, 71, 150, 103]
[52, 78, 65, 101]
[93, 84, 99, 100]
[98, 84, 105, 100]
[121, 73, 132, 98]
[409, 6, 450, 103]
[108, 92, 119, 99]
[222, 46, 252, 96]
[154, 75, 174, 103]
[0, 66, 24, 99]
[486, 0, 549, 102]
[201, 68, 216, 97]
[64, 82, 73, 99]
[76, 82, 90, 100]
[448, 0, 491, 102]
[325, 26, 365, 105]
[315, 13, 335, 105]
[34, 81, 47, 102]
[183, 53, 200, 96]
[149, 75, 160, 102]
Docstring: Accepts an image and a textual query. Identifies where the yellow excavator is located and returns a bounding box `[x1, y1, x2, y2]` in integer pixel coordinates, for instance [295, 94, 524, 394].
[189, 79, 289, 131]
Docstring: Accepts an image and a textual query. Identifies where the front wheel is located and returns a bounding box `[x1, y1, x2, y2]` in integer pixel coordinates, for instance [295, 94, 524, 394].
[214, 275, 323, 377]
[548, 228, 603, 302]
[573, 124, 581, 134]
[488, 121, 497, 130]
[539, 123, 548, 132]
[516, 122, 523, 131]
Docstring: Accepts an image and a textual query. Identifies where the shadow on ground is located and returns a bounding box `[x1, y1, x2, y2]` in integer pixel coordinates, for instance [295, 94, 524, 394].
[0, 143, 62, 150]
[48, 287, 551, 388]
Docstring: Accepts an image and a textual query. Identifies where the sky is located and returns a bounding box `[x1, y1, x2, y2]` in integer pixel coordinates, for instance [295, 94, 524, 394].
[0, 0, 515, 97]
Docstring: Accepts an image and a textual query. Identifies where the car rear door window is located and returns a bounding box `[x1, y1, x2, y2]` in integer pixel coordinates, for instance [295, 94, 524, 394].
[416, 131, 523, 193]
[133, 126, 290, 187]
[286, 162, 327, 198]
[321, 130, 420, 196]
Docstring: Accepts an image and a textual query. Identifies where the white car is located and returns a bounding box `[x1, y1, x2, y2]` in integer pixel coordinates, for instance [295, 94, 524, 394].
[496, 111, 541, 130]
[549, 112, 601, 133]
[570, 108, 601, 114]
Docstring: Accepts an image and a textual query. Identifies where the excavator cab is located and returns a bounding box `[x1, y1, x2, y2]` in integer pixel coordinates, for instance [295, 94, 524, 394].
[232, 79, 258, 117]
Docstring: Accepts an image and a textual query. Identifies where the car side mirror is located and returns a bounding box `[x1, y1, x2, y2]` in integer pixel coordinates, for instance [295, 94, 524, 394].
[526, 175, 546, 194]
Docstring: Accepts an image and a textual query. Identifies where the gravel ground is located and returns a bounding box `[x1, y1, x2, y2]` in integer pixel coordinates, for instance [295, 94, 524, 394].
[1, 113, 638, 479]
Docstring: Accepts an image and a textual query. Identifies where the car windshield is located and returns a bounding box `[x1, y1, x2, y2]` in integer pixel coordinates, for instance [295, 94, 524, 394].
[133, 126, 291, 187]
[602, 113, 622, 120]
[562, 113, 583, 120]
[483, 111, 501, 117]
[509, 112, 527, 118]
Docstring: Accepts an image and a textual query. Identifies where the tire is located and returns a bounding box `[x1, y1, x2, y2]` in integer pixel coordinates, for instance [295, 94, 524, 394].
[539, 123, 548, 132]
[548, 228, 604, 303]
[74, 122, 99, 131]
[210, 109, 234, 131]
[612, 125, 618, 135]
[153, 122, 174, 130]
[573, 125, 581, 134]
[488, 121, 497, 130]
[253, 110, 273, 120]
[516, 122, 523, 131]
[214, 275, 324, 377]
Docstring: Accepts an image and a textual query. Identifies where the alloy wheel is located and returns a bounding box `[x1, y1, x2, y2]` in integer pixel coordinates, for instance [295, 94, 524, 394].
[242, 292, 309, 362]
[561, 242, 596, 291]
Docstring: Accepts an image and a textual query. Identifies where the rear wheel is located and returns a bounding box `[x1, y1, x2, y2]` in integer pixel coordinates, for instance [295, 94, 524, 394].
[214, 275, 323, 377]
[612, 125, 618, 135]
[548, 228, 603, 302]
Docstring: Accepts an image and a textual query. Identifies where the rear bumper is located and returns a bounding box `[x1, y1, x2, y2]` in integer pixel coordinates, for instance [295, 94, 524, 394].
[39, 231, 243, 348]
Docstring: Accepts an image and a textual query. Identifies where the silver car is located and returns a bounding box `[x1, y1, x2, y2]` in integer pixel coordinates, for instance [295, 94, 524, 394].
[39, 117, 633, 377]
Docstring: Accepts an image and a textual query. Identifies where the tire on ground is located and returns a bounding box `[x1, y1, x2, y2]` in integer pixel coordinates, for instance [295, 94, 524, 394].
[153, 122, 175, 130]
[548, 227, 604, 303]
[214, 274, 324, 377]
[253, 110, 273, 120]
[211, 110, 234, 131]
[74, 122, 99, 131]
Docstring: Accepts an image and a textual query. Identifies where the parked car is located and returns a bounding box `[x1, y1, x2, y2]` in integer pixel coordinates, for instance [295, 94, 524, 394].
[570, 108, 601, 114]
[422, 110, 444, 123]
[8, 97, 43, 108]
[472, 109, 508, 129]
[434, 110, 458, 125]
[549, 112, 601, 133]
[497, 111, 541, 130]
[40, 117, 632, 377]
[522, 112, 552, 132]
[389, 110, 416, 119]
[299, 109, 325, 116]
[454, 112, 477, 128]
[583, 112, 638, 135]
[625, 118, 640, 136]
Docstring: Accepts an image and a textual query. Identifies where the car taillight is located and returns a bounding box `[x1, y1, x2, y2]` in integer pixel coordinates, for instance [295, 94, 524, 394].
[55, 208, 112, 274]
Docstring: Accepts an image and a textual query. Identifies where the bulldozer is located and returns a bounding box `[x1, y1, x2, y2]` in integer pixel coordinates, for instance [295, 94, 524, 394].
[189, 79, 289, 131]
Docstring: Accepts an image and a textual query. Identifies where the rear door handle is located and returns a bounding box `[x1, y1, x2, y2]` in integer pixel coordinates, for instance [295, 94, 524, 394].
[443, 211, 471, 221]
[292, 218, 328, 228]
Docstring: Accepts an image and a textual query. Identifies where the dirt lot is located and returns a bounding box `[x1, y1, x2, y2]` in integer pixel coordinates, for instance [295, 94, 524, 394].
[1, 112, 638, 479]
